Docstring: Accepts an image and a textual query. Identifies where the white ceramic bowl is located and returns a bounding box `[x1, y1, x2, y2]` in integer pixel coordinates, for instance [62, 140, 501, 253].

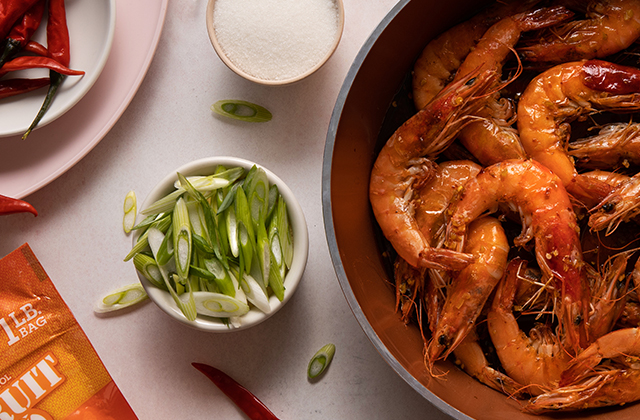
[134, 156, 309, 332]
[205, 0, 345, 86]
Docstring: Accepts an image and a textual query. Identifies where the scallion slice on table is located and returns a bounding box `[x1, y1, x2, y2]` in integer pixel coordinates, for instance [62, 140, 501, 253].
[94, 283, 148, 313]
[123, 190, 137, 233]
[308, 344, 336, 379]
[211, 100, 272, 122]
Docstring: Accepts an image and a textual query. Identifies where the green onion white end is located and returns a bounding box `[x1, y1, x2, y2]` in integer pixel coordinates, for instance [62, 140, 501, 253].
[123, 190, 137, 233]
[94, 283, 148, 313]
[308, 343, 336, 379]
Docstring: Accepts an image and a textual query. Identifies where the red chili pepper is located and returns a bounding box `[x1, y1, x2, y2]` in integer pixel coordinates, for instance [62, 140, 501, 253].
[23, 40, 49, 57]
[0, 194, 37, 216]
[23, 0, 72, 140]
[0, 0, 41, 41]
[192, 363, 281, 420]
[0, 77, 49, 99]
[0, 55, 84, 78]
[46, 0, 70, 67]
[582, 59, 640, 95]
[0, 0, 45, 67]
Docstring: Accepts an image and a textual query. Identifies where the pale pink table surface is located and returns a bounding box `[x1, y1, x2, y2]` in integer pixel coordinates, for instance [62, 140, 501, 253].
[0, 0, 452, 419]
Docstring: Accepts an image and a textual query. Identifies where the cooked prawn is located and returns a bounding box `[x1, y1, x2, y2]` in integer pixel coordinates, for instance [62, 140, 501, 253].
[445, 159, 591, 352]
[487, 258, 573, 395]
[517, 59, 640, 207]
[427, 216, 509, 365]
[453, 6, 573, 166]
[369, 70, 496, 270]
[570, 122, 640, 169]
[412, 0, 540, 110]
[518, 0, 640, 64]
[525, 367, 640, 413]
[394, 160, 483, 323]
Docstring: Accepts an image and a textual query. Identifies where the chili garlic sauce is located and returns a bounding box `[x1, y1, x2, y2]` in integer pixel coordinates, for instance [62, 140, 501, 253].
[212, 0, 341, 81]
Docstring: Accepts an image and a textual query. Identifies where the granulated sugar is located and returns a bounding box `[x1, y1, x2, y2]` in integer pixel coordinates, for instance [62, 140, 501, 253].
[212, 0, 340, 81]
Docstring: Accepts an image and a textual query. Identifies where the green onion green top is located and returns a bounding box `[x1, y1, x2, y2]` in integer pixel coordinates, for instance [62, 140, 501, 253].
[308, 343, 336, 379]
[211, 100, 272, 122]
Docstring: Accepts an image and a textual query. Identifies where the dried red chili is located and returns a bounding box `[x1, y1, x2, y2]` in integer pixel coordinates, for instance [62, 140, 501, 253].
[582, 59, 640, 95]
[0, 0, 45, 67]
[0, 55, 84, 78]
[192, 363, 281, 420]
[23, 40, 49, 57]
[0, 0, 41, 41]
[23, 0, 71, 140]
[0, 194, 38, 216]
[46, 0, 70, 67]
[0, 77, 49, 99]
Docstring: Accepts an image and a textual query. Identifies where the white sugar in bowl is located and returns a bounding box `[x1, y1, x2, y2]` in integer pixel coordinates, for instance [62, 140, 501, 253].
[206, 0, 344, 86]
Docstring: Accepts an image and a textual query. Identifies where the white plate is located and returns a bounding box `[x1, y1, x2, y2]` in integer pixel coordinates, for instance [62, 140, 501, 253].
[0, 0, 116, 138]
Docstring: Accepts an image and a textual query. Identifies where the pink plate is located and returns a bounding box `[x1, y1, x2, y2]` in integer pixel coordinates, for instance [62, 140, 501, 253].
[0, 0, 169, 199]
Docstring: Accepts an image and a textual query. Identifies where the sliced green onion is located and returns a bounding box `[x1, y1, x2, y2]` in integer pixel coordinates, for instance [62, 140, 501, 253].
[155, 228, 174, 266]
[235, 186, 255, 242]
[187, 199, 208, 239]
[193, 292, 250, 318]
[269, 223, 286, 279]
[308, 344, 336, 379]
[232, 267, 270, 313]
[245, 166, 269, 229]
[142, 188, 186, 216]
[94, 283, 148, 313]
[173, 174, 230, 192]
[203, 257, 235, 297]
[225, 205, 239, 258]
[148, 227, 197, 321]
[131, 214, 159, 231]
[256, 219, 270, 287]
[276, 196, 294, 269]
[173, 197, 192, 280]
[179, 173, 227, 269]
[238, 221, 253, 275]
[192, 233, 214, 256]
[269, 246, 285, 301]
[124, 215, 171, 261]
[211, 100, 272, 122]
[125, 165, 295, 324]
[123, 190, 137, 233]
[133, 253, 166, 290]
[216, 182, 240, 215]
[266, 184, 279, 224]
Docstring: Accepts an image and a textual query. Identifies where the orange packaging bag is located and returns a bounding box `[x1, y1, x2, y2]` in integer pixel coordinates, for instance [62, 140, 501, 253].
[0, 244, 138, 420]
